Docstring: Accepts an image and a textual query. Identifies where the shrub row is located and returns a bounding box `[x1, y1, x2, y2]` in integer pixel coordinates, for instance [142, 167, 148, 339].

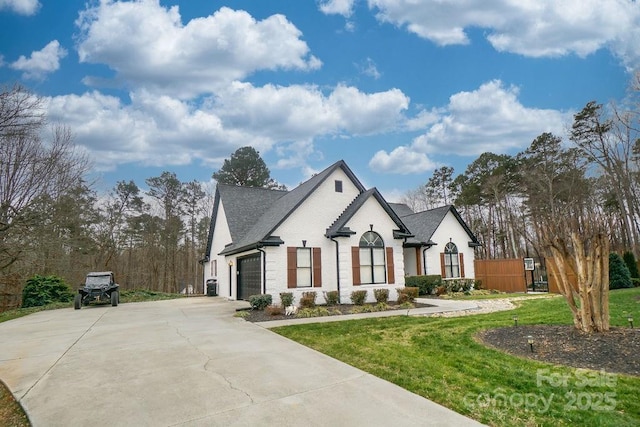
[250, 286, 419, 311]
[405, 275, 442, 295]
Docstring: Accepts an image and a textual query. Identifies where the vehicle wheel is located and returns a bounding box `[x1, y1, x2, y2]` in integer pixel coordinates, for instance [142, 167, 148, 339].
[74, 294, 82, 310]
[111, 291, 119, 307]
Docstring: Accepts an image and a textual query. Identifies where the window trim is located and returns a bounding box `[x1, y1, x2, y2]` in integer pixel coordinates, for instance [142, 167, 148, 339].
[287, 246, 322, 288]
[443, 241, 460, 279]
[296, 247, 312, 288]
[358, 231, 386, 284]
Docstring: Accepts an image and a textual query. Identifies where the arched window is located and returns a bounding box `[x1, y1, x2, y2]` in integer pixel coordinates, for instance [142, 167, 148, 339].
[443, 241, 460, 278]
[359, 231, 385, 284]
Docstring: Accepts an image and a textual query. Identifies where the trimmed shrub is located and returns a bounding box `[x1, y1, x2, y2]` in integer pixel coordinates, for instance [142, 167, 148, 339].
[265, 305, 283, 316]
[300, 291, 317, 309]
[373, 288, 389, 303]
[405, 275, 442, 295]
[622, 251, 640, 279]
[350, 290, 368, 305]
[323, 290, 339, 306]
[22, 275, 74, 308]
[609, 253, 633, 289]
[248, 294, 272, 310]
[396, 287, 418, 304]
[279, 292, 294, 307]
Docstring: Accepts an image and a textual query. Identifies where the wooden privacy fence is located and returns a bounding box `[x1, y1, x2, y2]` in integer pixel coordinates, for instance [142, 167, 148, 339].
[474, 258, 567, 293]
[474, 258, 528, 293]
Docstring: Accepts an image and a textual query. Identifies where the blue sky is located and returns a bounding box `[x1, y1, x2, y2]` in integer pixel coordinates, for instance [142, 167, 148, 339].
[0, 0, 636, 200]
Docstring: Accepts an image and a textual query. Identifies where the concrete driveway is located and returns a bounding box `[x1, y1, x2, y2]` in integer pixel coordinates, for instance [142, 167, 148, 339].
[0, 297, 484, 426]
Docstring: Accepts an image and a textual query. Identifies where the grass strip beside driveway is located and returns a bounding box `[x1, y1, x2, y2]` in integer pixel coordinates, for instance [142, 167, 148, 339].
[274, 289, 640, 427]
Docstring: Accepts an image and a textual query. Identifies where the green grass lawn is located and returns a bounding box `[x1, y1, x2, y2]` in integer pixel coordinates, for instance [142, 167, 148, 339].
[274, 288, 640, 427]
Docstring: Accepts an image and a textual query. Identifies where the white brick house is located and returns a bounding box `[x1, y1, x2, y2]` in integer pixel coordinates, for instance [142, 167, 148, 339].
[202, 160, 479, 304]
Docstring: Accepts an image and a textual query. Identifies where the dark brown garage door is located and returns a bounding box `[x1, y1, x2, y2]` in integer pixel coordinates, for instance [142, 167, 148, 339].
[237, 253, 262, 300]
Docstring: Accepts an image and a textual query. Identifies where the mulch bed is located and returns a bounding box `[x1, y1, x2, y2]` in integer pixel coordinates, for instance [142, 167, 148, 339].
[478, 325, 640, 377]
[240, 302, 434, 323]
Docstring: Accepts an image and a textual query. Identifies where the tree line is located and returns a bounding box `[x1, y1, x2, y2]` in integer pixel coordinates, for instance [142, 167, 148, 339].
[403, 73, 640, 263]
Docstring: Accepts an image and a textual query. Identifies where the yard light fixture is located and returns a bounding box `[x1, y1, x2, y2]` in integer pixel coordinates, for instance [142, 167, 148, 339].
[527, 335, 534, 353]
[513, 315, 518, 327]
[628, 315, 634, 328]
[228, 260, 233, 267]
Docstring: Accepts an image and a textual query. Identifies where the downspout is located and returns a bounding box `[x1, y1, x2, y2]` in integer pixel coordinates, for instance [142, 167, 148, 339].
[257, 246, 266, 295]
[422, 246, 429, 276]
[330, 237, 341, 303]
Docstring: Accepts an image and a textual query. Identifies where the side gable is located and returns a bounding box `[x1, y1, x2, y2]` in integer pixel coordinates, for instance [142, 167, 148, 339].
[397, 205, 479, 248]
[203, 184, 286, 260]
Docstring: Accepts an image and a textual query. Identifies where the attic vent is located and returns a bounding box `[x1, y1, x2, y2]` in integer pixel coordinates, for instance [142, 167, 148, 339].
[335, 180, 343, 193]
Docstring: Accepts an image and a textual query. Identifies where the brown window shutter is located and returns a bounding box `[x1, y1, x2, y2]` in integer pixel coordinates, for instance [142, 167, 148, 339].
[459, 253, 465, 278]
[440, 253, 446, 277]
[386, 247, 395, 284]
[313, 247, 322, 287]
[351, 246, 361, 285]
[416, 247, 422, 275]
[287, 247, 297, 288]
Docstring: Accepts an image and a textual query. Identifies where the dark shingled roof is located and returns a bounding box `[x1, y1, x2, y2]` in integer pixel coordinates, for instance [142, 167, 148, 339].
[388, 203, 415, 218]
[203, 184, 286, 261]
[217, 184, 287, 243]
[392, 204, 480, 248]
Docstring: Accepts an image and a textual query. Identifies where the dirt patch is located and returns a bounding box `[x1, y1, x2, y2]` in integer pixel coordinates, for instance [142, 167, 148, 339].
[478, 325, 640, 377]
[240, 302, 434, 323]
[0, 379, 29, 427]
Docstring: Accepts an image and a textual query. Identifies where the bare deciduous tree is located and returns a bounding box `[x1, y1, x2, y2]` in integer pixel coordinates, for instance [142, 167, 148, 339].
[0, 86, 89, 272]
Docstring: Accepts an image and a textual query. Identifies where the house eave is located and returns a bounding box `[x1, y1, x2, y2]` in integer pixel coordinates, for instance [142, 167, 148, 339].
[325, 227, 357, 238]
[219, 236, 284, 256]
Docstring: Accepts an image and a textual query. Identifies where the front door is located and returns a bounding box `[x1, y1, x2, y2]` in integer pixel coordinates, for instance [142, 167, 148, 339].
[237, 253, 262, 300]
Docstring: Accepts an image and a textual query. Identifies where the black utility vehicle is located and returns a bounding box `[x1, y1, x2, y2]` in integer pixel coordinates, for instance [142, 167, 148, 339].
[74, 271, 119, 309]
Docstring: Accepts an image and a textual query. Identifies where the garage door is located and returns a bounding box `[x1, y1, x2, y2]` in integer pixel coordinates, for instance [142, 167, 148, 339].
[237, 253, 262, 300]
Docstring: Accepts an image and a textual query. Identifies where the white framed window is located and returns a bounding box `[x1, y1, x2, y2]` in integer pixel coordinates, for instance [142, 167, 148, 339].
[443, 242, 460, 278]
[296, 247, 312, 287]
[359, 231, 386, 284]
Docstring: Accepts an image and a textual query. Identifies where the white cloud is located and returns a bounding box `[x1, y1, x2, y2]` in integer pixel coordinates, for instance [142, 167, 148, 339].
[44, 90, 266, 171]
[44, 82, 410, 171]
[368, 0, 640, 67]
[0, 0, 39, 15]
[214, 82, 409, 139]
[369, 146, 437, 174]
[370, 80, 570, 174]
[318, 0, 356, 17]
[10, 40, 67, 80]
[75, 2, 321, 98]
